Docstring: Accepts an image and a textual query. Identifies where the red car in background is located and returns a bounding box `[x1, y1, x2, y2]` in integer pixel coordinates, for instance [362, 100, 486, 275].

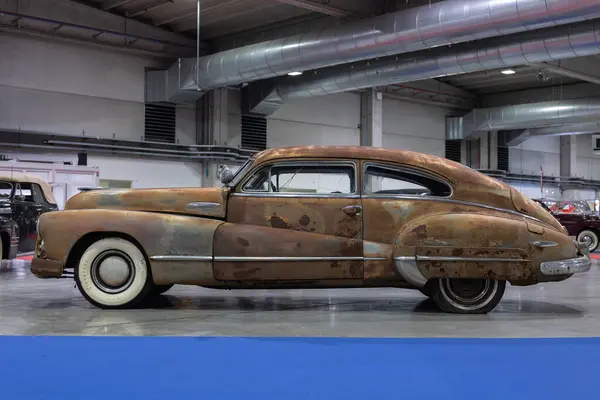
[534, 199, 600, 252]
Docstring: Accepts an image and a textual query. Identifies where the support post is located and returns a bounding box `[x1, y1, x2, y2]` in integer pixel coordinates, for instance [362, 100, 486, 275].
[360, 89, 383, 147]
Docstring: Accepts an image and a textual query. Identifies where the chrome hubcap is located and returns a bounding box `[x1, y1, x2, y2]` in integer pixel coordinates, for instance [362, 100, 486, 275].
[443, 278, 491, 304]
[580, 235, 594, 247]
[91, 250, 135, 294]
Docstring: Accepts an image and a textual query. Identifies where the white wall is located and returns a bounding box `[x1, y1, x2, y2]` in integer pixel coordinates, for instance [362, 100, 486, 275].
[509, 136, 560, 177]
[267, 93, 451, 154]
[383, 97, 448, 156]
[0, 150, 203, 190]
[0, 34, 195, 143]
[574, 134, 600, 180]
[267, 93, 361, 147]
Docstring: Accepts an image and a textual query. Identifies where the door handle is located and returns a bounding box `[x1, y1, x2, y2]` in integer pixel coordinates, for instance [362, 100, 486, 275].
[342, 205, 362, 216]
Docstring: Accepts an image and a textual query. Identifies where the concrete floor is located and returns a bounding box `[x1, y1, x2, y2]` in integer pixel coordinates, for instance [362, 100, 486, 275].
[1, 259, 599, 338]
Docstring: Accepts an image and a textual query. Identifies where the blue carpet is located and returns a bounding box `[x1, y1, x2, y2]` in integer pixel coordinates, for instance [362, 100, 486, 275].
[1, 336, 599, 399]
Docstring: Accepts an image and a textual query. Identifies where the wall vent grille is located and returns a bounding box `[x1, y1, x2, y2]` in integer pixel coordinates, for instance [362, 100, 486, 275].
[498, 144, 509, 171]
[445, 140, 462, 163]
[144, 103, 176, 144]
[241, 114, 267, 151]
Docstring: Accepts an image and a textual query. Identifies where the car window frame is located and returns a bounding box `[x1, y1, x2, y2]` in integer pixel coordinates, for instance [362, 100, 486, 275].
[234, 159, 359, 198]
[361, 162, 454, 199]
[15, 182, 35, 203]
[31, 183, 48, 204]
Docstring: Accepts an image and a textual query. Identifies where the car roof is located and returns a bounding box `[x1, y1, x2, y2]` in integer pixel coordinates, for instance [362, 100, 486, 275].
[0, 172, 57, 204]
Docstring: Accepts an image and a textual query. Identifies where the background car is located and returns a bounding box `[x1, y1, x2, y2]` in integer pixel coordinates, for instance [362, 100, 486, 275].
[534, 198, 600, 252]
[0, 172, 58, 253]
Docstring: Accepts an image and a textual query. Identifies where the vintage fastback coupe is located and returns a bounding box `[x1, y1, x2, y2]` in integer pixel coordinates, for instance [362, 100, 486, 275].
[31, 146, 590, 314]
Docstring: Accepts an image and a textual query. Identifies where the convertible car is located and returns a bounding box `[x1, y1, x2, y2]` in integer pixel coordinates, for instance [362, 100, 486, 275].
[30, 146, 590, 314]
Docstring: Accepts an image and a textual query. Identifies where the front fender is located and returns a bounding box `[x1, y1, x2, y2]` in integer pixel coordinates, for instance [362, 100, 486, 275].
[38, 209, 224, 284]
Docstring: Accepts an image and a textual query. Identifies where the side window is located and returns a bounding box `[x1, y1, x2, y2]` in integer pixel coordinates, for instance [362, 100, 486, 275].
[364, 164, 452, 197]
[242, 163, 356, 195]
[32, 184, 47, 204]
[16, 183, 34, 202]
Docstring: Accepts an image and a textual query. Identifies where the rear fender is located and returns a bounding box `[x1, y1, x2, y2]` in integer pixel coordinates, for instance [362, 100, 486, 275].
[393, 212, 537, 284]
[38, 209, 224, 285]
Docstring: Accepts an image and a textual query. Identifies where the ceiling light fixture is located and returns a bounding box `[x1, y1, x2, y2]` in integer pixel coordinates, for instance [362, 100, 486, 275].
[288, 71, 303, 76]
[501, 69, 516, 75]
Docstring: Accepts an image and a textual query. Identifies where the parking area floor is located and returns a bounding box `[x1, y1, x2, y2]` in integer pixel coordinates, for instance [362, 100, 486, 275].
[1, 258, 599, 337]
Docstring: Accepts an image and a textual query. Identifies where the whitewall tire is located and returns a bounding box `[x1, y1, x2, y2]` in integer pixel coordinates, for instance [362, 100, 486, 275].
[577, 230, 599, 253]
[427, 278, 506, 314]
[75, 237, 152, 309]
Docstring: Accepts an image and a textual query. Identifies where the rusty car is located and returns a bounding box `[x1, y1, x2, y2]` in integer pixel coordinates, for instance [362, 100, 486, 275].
[30, 146, 590, 314]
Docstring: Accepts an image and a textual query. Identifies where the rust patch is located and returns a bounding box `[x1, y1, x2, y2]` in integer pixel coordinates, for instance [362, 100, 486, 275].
[298, 215, 311, 226]
[269, 214, 288, 229]
[237, 237, 249, 247]
[411, 224, 428, 239]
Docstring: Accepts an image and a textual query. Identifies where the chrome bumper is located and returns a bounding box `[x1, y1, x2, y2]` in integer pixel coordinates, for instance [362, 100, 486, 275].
[540, 255, 591, 276]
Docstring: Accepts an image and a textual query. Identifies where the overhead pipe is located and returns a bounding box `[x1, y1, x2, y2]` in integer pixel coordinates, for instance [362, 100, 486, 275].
[189, 0, 600, 91]
[244, 19, 600, 114]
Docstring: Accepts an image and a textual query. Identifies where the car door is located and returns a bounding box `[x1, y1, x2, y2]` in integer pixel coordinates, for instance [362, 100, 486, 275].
[214, 159, 364, 281]
[360, 161, 454, 281]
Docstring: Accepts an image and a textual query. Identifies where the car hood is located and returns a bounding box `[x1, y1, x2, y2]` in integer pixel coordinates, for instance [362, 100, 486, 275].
[64, 187, 229, 218]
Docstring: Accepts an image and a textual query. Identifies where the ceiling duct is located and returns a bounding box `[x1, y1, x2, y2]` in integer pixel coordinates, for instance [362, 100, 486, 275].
[166, 0, 600, 101]
[448, 98, 600, 140]
[146, 58, 203, 103]
[245, 18, 600, 114]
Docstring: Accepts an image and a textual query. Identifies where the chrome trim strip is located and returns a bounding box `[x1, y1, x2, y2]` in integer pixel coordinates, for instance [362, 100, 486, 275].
[232, 193, 361, 199]
[533, 241, 558, 248]
[150, 255, 212, 261]
[151, 255, 387, 262]
[540, 256, 591, 276]
[415, 256, 530, 263]
[214, 256, 364, 262]
[394, 256, 529, 262]
[185, 202, 221, 211]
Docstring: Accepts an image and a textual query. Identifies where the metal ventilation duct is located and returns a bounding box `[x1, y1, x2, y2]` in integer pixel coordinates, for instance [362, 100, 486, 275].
[191, 0, 600, 91]
[448, 98, 600, 140]
[245, 19, 600, 114]
[146, 58, 202, 103]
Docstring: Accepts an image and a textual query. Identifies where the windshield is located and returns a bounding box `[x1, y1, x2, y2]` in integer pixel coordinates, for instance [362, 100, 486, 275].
[0, 182, 13, 199]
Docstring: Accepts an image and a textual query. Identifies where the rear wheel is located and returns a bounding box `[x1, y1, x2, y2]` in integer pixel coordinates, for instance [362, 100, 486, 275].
[577, 229, 599, 252]
[427, 278, 505, 314]
[74, 237, 152, 309]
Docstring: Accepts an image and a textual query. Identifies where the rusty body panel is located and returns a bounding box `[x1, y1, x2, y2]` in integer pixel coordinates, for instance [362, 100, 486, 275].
[227, 195, 361, 239]
[213, 223, 362, 281]
[65, 187, 229, 219]
[32, 145, 587, 302]
[36, 209, 223, 285]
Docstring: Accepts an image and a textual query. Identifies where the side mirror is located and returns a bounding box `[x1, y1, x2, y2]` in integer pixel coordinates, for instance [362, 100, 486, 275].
[220, 168, 234, 186]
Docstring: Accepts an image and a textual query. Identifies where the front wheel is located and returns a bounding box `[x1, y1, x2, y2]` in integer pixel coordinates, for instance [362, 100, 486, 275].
[577, 229, 599, 252]
[74, 237, 152, 309]
[426, 278, 506, 314]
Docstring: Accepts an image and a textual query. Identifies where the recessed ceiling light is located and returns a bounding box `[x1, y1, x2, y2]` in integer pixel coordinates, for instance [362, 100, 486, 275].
[288, 71, 303, 76]
[501, 69, 516, 75]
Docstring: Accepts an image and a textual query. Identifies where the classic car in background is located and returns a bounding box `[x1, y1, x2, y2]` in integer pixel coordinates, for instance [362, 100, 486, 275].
[0, 172, 58, 252]
[534, 198, 600, 252]
[31, 146, 590, 314]
[0, 204, 19, 260]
